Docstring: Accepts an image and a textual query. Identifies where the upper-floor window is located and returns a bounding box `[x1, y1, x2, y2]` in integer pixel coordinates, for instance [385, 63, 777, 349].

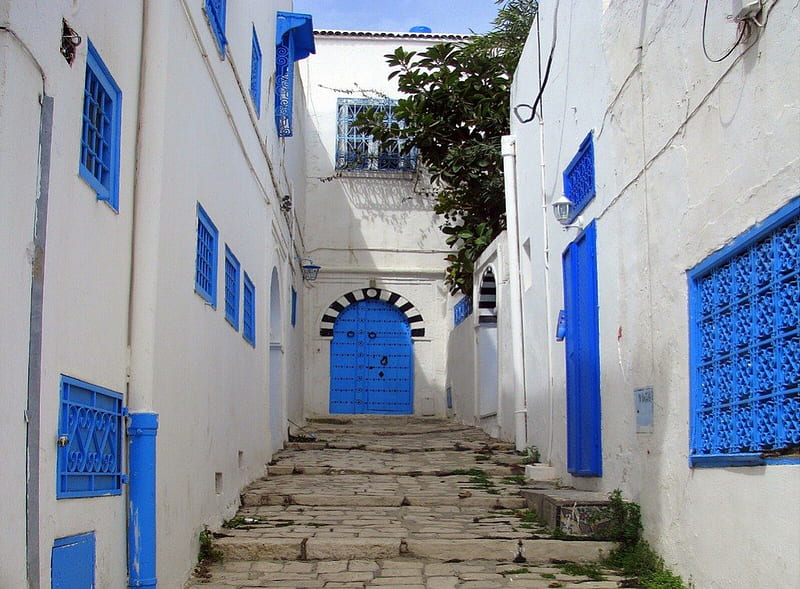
[250, 26, 263, 116]
[562, 132, 595, 223]
[688, 198, 799, 467]
[275, 11, 315, 137]
[195, 204, 218, 307]
[335, 98, 417, 172]
[205, 0, 227, 57]
[224, 246, 240, 330]
[243, 273, 256, 346]
[79, 40, 122, 212]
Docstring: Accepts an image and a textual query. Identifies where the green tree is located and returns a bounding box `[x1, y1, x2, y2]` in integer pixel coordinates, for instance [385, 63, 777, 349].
[358, 1, 537, 294]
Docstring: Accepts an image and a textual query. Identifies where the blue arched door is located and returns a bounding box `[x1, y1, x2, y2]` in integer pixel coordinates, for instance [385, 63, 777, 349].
[330, 299, 413, 414]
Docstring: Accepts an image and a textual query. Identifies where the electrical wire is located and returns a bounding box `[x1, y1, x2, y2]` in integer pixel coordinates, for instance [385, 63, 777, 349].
[513, 0, 560, 124]
[702, 0, 747, 62]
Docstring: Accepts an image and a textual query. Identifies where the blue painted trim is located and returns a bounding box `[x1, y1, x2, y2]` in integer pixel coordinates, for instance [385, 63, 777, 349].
[205, 0, 227, 57]
[243, 272, 256, 346]
[195, 203, 218, 307]
[127, 412, 158, 589]
[224, 246, 240, 330]
[79, 39, 122, 212]
[250, 26, 262, 116]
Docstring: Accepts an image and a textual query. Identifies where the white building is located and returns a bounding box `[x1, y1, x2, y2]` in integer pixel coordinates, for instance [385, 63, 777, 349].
[1, 1, 311, 586]
[501, 1, 800, 587]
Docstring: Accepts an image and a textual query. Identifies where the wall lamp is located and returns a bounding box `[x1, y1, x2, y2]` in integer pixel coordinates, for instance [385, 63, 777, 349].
[298, 257, 321, 282]
[551, 194, 584, 230]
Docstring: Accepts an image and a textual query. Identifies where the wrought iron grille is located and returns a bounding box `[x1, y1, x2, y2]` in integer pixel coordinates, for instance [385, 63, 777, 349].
[80, 41, 121, 210]
[689, 203, 799, 466]
[335, 98, 417, 171]
[224, 247, 240, 329]
[57, 376, 125, 498]
[562, 132, 595, 220]
[195, 205, 218, 306]
[454, 296, 473, 327]
[243, 273, 256, 346]
[275, 34, 295, 137]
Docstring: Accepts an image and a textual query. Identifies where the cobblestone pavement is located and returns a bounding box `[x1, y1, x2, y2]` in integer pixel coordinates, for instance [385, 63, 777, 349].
[184, 417, 627, 589]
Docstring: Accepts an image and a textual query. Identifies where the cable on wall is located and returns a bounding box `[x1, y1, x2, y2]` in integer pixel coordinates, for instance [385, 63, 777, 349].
[513, 0, 559, 124]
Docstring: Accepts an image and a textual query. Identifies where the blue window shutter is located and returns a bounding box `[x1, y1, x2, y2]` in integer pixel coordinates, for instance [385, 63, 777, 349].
[79, 39, 122, 211]
[688, 198, 800, 467]
[562, 132, 596, 222]
[250, 26, 262, 116]
[205, 0, 227, 56]
[243, 273, 256, 346]
[57, 377, 124, 498]
[291, 287, 297, 327]
[195, 204, 218, 307]
[562, 221, 602, 476]
[224, 246, 240, 330]
[275, 11, 315, 137]
[52, 532, 95, 589]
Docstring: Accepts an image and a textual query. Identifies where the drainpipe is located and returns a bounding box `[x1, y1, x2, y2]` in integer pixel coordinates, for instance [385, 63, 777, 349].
[126, 1, 169, 586]
[501, 135, 528, 451]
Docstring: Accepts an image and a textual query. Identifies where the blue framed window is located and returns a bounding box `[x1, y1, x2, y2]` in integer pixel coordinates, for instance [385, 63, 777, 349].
[79, 40, 122, 211]
[205, 0, 227, 57]
[57, 376, 125, 498]
[562, 132, 595, 223]
[250, 26, 263, 116]
[224, 247, 240, 329]
[195, 204, 218, 307]
[688, 198, 799, 467]
[243, 272, 256, 346]
[291, 286, 297, 327]
[454, 296, 473, 327]
[275, 12, 315, 137]
[336, 98, 418, 171]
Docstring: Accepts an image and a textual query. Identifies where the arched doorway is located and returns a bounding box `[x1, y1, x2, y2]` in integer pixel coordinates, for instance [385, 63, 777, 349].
[329, 299, 414, 414]
[268, 268, 284, 452]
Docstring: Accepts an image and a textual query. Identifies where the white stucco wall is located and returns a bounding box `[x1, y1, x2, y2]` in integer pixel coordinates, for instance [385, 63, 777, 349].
[299, 32, 453, 416]
[509, 1, 800, 587]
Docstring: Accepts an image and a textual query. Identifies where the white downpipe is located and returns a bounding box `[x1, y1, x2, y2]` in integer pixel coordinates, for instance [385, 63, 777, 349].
[501, 135, 528, 451]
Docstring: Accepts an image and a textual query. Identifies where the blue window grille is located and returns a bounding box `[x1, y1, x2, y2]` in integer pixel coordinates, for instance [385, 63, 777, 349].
[688, 198, 799, 467]
[335, 98, 418, 171]
[243, 272, 256, 346]
[205, 0, 227, 56]
[454, 296, 473, 327]
[224, 246, 240, 329]
[250, 26, 263, 116]
[562, 132, 595, 222]
[275, 12, 315, 137]
[57, 376, 125, 498]
[291, 286, 298, 327]
[195, 204, 218, 307]
[79, 40, 122, 211]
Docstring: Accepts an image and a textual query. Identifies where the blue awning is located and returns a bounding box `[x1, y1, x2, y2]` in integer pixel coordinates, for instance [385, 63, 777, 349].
[276, 11, 315, 61]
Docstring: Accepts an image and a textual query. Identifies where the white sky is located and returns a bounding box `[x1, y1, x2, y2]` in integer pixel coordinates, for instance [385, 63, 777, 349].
[292, 0, 501, 34]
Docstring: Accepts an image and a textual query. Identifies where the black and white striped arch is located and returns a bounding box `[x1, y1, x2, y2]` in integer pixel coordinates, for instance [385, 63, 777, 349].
[319, 288, 425, 338]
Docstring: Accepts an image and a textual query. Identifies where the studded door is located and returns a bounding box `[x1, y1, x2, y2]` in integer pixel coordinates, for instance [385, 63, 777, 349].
[330, 299, 413, 414]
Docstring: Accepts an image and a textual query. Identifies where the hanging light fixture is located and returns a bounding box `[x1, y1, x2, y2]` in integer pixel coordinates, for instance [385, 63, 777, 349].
[551, 193, 573, 225]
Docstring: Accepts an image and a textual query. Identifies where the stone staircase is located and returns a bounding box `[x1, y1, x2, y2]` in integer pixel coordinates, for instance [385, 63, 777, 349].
[185, 417, 624, 588]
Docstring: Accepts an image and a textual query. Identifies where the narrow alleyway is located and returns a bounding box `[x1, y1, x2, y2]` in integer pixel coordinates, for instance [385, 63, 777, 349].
[185, 418, 624, 588]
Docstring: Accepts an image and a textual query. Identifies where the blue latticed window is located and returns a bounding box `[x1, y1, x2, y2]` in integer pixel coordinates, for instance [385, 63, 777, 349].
[275, 12, 315, 137]
[562, 132, 595, 222]
[454, 296, 473, 327]
[688, 198, 800, 467]
[224, 247, 240, 329]
[336, 98, 417, 171]
[243, 273, 256, 346]
[291, 286, 297, 327]
[57, 376, 125, 498]
[79, 40, 122, 211]
[250, 26, 262, 116]
[205, 0, 227, 56]
[195, 204, 218, 307]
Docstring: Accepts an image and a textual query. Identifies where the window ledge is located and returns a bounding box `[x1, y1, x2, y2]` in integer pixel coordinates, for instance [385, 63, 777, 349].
[334, 169, 417, 181]
[690, 453, 800, 468]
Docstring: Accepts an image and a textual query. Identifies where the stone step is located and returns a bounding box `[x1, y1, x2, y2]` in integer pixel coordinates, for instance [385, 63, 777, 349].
[521, 489, 612, 537]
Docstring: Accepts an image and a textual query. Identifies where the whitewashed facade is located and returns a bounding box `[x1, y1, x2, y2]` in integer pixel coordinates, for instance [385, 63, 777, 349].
[1, 1, 308, 587]
[298, 30, 454, 418]
[504, 1, 800, 588]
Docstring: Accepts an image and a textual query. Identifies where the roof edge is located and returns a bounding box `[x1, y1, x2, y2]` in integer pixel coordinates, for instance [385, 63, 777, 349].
[314, 29, 472, 41]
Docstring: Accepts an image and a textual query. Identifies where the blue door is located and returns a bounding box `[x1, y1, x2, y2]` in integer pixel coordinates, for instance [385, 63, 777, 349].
[330, 299, 413, 414]
[52, 532, 95, 589]
[562, 221, 602, 476]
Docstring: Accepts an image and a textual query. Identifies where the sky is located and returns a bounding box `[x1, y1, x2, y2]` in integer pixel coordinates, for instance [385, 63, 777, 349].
[292, 0, 501, 35]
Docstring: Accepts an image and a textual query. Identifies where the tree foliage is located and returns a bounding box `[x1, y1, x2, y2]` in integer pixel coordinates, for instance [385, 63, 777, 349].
[357, 1, 537, 294]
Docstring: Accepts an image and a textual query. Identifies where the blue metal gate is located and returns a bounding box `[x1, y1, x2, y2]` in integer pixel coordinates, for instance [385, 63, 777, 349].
[330, 299, 413, 414]
[562, 221, 602, 476]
